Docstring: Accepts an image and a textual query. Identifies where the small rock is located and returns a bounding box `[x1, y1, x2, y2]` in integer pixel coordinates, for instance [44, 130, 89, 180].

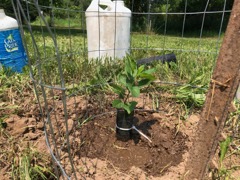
[152, 113, 161, 119]
[71, 114, 77, 119]
[162, 141, 172, 149]
[164, 121, 172, 128]
[28, 118, 36, 125]
[83, 167, 89, 174]
[36, 121, 44, 130]
[5, 117, 14, 123]
[24, 118, 29, 123]
[68, 119, 74, 131]
[74, 157, 79, 164]
[208, 171, 213, 178]
[229, 102, 237, 113]
[184, 121, 191, 127]
[187, 114, 199, 125]
[209, 159, 218, 169]
[144, 106, 152, 110]
[25, 132, 39, 140]
[65, 164, 72, 175]
[71, 172, 81, 179]
[36, 136, 47, 153]
[94, 174, 106, 179]
[11, 119, 28, 136]
[89, 168, 96, 175]
[139, 173, 146, 180]
[219, 132, 227, 141]
[68, 119, 75, 132]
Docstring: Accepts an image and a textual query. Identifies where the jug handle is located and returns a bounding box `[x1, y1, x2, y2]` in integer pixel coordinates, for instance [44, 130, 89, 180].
[99, 0, 114, 11]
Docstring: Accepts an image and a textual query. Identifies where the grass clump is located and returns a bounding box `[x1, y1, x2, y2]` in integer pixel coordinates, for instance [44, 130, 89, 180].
[0, 68, 55, 179]
[0, 134, 54, 180]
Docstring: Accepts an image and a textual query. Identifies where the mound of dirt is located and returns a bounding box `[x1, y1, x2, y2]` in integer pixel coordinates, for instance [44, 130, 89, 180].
[53, 94, 196, 180]
[75, 111, 188, 176]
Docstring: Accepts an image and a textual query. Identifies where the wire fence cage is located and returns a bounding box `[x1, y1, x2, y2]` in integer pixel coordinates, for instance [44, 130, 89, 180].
[11, 0, 234, 179]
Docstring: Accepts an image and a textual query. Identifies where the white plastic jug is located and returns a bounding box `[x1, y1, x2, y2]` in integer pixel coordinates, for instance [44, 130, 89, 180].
[85, 0, 131, 60]
[0, 9, 27, 72]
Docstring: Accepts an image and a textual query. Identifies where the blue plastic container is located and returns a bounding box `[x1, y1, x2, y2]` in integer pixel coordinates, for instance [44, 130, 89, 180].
[0, 9, 27, 73]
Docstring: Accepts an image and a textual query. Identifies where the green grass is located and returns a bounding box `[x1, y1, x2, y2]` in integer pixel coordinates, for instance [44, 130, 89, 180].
[31, 13, 84, 28]
[23, 24, 221, 89]
[19, 24, 221, 113]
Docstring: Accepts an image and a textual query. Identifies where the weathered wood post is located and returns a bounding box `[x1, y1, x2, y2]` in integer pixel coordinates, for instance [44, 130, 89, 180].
[185, 0, 240, 179]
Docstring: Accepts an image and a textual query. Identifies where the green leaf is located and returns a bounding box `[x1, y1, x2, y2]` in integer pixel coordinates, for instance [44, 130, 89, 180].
[125, 57, 137, 77]
[125, 58, 132, 75]
[129, 57, 137, 73]
[220, 136, 232, 164]
[138, 79, 151, 87]
[123, 101, 137, 114]
[138, 73, 156, 81]
[129, 101, 137, 112]
[112, 99, 124, 109]
[122, 104, 131, 114]
[191, 93, 205, 106]
[129, 86, 140, 97]
[118, 74, 127, 86]
[137, 65, 145, 75]
[111, 84, 125, 99]
[133, 69, 138, 78]
[126, 75, 135, 87]
[143, 68, 156, 74]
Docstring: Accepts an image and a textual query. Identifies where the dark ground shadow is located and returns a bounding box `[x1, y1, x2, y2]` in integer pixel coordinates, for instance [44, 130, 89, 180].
[132, 117, 158, 144]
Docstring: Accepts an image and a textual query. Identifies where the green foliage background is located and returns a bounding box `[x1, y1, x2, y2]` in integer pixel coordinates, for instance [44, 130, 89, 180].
[125, 0, 233, 32]
[0, 0, 233, 33]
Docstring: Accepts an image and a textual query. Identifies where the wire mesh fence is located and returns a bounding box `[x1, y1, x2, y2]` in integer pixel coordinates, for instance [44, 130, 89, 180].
[10, 0, 234, 179]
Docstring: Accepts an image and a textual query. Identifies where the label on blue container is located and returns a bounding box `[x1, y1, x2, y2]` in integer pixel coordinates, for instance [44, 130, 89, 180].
[0, 28, 27, 72]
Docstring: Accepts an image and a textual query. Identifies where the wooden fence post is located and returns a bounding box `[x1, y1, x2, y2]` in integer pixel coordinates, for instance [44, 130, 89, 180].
[185, 0, 240, 179]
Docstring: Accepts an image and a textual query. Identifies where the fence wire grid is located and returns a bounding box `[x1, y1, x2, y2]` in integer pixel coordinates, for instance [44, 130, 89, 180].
[11, 0, 234, 179]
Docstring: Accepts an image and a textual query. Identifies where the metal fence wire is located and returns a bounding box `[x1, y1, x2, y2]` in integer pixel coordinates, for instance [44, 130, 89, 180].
[11, 0, 233, 179]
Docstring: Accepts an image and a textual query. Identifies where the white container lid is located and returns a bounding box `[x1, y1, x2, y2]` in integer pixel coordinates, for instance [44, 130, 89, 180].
[0, 9, 18, 30]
